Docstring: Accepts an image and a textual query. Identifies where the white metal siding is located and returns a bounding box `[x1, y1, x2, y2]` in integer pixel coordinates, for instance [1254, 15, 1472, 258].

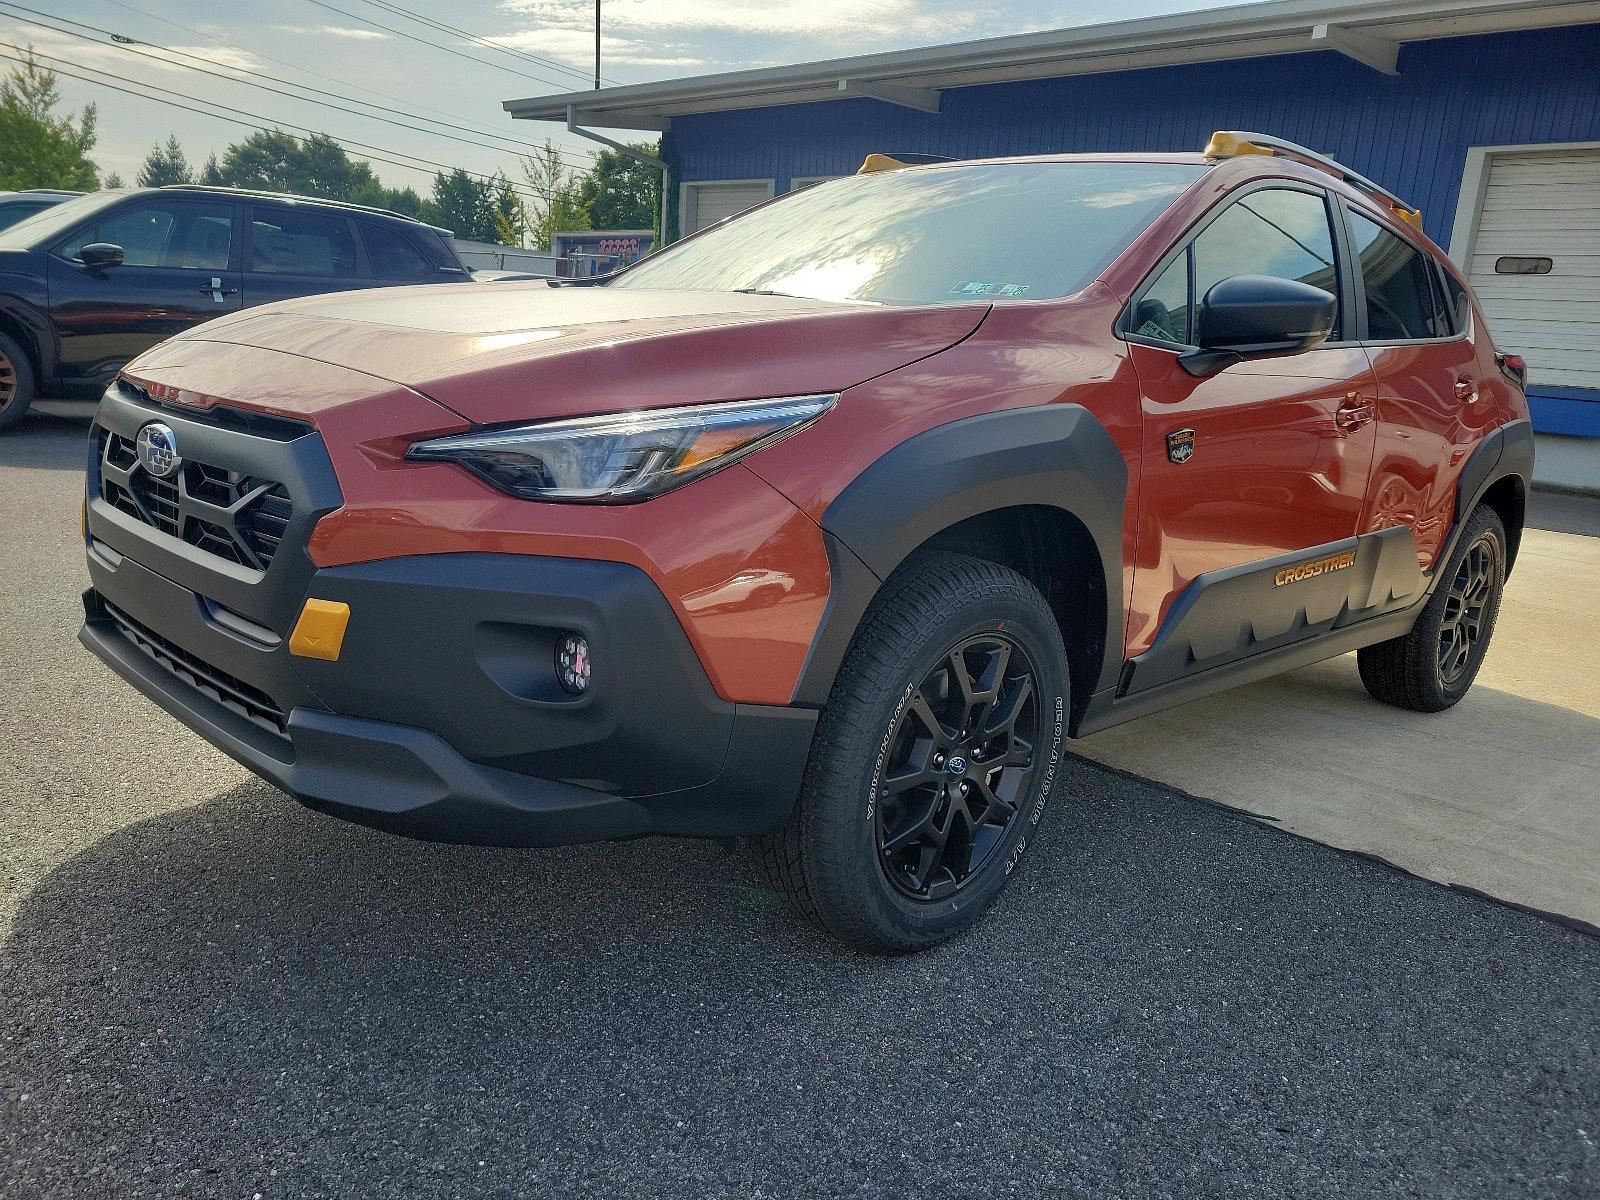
[1467, 150, 1600, 392]
[688, 182, 770, 231]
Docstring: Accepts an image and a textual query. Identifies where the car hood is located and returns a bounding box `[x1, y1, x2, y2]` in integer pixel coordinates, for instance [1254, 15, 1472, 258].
[160, 282, 991, 425]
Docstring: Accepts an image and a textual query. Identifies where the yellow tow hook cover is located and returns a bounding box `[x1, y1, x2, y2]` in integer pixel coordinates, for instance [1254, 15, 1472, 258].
[289, 598, 351, 662]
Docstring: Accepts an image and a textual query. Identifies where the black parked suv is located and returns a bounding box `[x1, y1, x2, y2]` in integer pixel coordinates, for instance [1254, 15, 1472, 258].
[0, 185, 470, 430]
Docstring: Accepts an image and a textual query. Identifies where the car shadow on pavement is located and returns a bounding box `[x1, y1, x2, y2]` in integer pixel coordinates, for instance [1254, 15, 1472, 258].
[2, 759, 1596, 1198]
[0, 403, 95, 472]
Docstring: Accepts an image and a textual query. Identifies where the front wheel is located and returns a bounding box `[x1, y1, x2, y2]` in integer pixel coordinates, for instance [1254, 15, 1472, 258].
[1358, 505, 1507, 712]
[0, 333, 37, 432]
[759, 552, 1070, 952]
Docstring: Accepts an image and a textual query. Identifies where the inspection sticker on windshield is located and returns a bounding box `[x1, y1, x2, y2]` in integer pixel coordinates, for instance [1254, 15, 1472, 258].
[948, 280, 1030, 298]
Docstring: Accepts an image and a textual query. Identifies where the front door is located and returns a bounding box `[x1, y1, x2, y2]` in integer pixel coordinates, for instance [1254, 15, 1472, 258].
[1123, 185, 1378, 685]
[47, 198, 241, 385]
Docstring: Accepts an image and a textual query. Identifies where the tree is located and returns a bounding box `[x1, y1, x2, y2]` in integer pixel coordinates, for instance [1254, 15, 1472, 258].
[519, 140, 588, 250]
[198, 153, 225, 185]
[429, 168, 497, 241]
[574, 142, 659, 232]
[136, 134, 192, 187]
[0, 50, 98, 190]
[491, 173, 525, 247]
[102, 171, 124, 189]
[210, 130, 382, 200]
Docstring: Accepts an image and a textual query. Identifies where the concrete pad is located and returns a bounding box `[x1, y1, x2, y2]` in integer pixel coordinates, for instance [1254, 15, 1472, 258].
[1077, 520, 1600, 928]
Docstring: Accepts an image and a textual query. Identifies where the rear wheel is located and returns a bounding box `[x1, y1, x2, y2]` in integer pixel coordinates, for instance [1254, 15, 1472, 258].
[0, 333, 37, 432]
[759, 552, 1070, 952]
[1358, 505, 1506, 712]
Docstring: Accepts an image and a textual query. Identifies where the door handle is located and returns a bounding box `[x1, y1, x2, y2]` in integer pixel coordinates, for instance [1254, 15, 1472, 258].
[1454, 376, 1479, 403]
[1335, 397, 1373, 431]
[199, 277, 239, 300]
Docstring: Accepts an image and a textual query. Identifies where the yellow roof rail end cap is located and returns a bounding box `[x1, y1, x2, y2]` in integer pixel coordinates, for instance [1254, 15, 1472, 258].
[1204, 132, 1272, 159]
[858, 153, 906, 174]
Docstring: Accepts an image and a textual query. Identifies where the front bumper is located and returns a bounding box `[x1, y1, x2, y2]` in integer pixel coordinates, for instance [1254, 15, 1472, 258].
[80, 549, 817, 847]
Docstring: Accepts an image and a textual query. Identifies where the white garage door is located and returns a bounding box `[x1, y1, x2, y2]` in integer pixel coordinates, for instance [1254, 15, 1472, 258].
[687, 182, 770, 232]
[1467, 149, 1600, 392]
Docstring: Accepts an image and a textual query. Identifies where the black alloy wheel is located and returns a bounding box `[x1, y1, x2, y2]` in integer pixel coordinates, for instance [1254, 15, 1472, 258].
[875, 634, 1038, 901]
[1357, 504, 1507, 713]
[1437, 535, 1497, 689]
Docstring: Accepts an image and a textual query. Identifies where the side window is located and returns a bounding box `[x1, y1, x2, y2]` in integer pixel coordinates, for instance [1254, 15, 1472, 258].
[249, 208, 358, 277]
[1192, 188, 1341, 338]
[61, 202, 234, 270]
[1439, 265, 1471, 336]
[1133, 251, 1191, 345]
[1350, 211, 1448, 340]
[361, 223, 432, 281]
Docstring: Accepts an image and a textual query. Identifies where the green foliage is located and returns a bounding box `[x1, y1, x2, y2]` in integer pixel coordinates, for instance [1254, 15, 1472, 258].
[573, 142, 659, 233]
[210, 130, 382, 198]
[491, 173, 525, 247]
[0, 50, 99, 190]
[136, 134, 192, 187]
[519, 140, 588, 251]
[428, 168, 498, 241]
[102, 171, 124, 189]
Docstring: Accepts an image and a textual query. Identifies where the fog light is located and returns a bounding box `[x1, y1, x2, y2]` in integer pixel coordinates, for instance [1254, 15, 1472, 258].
[556, 633, 591, 695]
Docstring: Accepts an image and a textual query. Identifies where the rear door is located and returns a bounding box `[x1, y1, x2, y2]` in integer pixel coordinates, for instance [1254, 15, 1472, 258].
[46, 197, 242, 383]
[1122, 183, 1379, 681]
[241, 205, 367, 308]
[1348, 203, 1491, 572]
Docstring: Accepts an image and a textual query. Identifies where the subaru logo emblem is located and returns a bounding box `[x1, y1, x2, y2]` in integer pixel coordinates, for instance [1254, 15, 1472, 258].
[135, 422, 181, 478]
[945, 755, 968, 776]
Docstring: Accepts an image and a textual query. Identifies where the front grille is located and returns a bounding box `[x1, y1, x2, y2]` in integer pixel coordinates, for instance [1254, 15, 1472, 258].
[103, 599, 287, 735]
[97, 430, 293, 572]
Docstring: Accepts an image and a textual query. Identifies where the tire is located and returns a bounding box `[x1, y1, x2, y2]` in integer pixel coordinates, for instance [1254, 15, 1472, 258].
[1358, 505, 1507, 712]
[759, 552, 1071, 952]
[0, 332, 36, 432]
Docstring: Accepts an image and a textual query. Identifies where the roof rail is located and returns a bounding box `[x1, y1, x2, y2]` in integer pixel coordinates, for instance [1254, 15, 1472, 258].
[857, 152, 955, 174]
[1203, 131, 1422, 229]
[156, 183, 429, 225]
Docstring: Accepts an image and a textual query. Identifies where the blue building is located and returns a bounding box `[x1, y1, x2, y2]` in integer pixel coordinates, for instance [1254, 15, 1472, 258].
[506, 0, 1600, 488]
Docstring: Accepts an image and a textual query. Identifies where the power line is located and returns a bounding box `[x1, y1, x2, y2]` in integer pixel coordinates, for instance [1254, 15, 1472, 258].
[349, 0, 618, 87]
[0, 44, 565, 206]
[93, 0, 602, 162]
[4, 3, 604, 167]
[300, 0, 586, 91]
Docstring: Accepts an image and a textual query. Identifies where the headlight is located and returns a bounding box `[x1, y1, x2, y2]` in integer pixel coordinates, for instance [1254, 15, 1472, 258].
[407, 393, 837, 503]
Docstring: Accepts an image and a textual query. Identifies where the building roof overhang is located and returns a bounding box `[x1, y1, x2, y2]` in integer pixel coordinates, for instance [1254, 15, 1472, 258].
[504, 0, 1600, 130]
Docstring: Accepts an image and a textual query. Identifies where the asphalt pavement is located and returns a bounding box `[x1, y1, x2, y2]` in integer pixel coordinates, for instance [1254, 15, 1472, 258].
[3, 404, 1597, 1199]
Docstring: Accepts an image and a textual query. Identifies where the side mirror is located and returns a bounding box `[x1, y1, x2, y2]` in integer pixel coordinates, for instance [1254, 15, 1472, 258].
[79, 242, 125, 272]
[1179, 274, 1337, 378]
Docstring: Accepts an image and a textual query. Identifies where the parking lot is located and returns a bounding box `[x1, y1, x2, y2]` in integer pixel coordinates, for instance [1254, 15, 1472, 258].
[3, 403, 1598, 1198]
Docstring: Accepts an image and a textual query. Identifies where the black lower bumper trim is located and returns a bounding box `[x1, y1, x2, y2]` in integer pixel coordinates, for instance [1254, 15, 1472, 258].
[82, 589, 817, 848]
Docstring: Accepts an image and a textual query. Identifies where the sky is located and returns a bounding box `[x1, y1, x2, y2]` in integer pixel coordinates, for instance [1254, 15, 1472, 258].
[20, 0, 1229, 200]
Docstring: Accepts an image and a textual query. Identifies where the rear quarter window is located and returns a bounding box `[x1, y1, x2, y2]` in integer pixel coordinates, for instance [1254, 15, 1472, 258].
[361, 222, 434, 281]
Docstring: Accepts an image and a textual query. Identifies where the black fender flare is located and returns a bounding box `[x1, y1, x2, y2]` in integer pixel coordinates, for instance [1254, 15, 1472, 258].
[0, 294, 57, 378]
[791, 404, 1128, 706]
[1453, 416, 1533, 575]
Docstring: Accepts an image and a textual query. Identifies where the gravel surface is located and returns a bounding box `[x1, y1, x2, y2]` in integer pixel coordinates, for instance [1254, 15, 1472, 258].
[3, 406, 1597, 1199]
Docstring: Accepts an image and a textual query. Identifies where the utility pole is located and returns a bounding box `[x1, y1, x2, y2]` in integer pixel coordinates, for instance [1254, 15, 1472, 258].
[594, 0, 601, 89]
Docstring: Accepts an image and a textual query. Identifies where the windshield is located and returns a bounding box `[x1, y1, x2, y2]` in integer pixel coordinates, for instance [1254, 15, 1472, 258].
[0, 190, 131, 250]
[614, 161, 1204, 305]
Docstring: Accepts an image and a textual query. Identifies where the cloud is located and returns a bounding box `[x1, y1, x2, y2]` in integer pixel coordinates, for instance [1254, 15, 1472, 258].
[498, 0, 979, 43]
[487, 27, 707, 69]
[273, 24, 392, 41]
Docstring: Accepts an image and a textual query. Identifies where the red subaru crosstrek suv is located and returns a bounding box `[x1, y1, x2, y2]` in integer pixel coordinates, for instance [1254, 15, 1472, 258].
[81, 133, 1532, 951]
